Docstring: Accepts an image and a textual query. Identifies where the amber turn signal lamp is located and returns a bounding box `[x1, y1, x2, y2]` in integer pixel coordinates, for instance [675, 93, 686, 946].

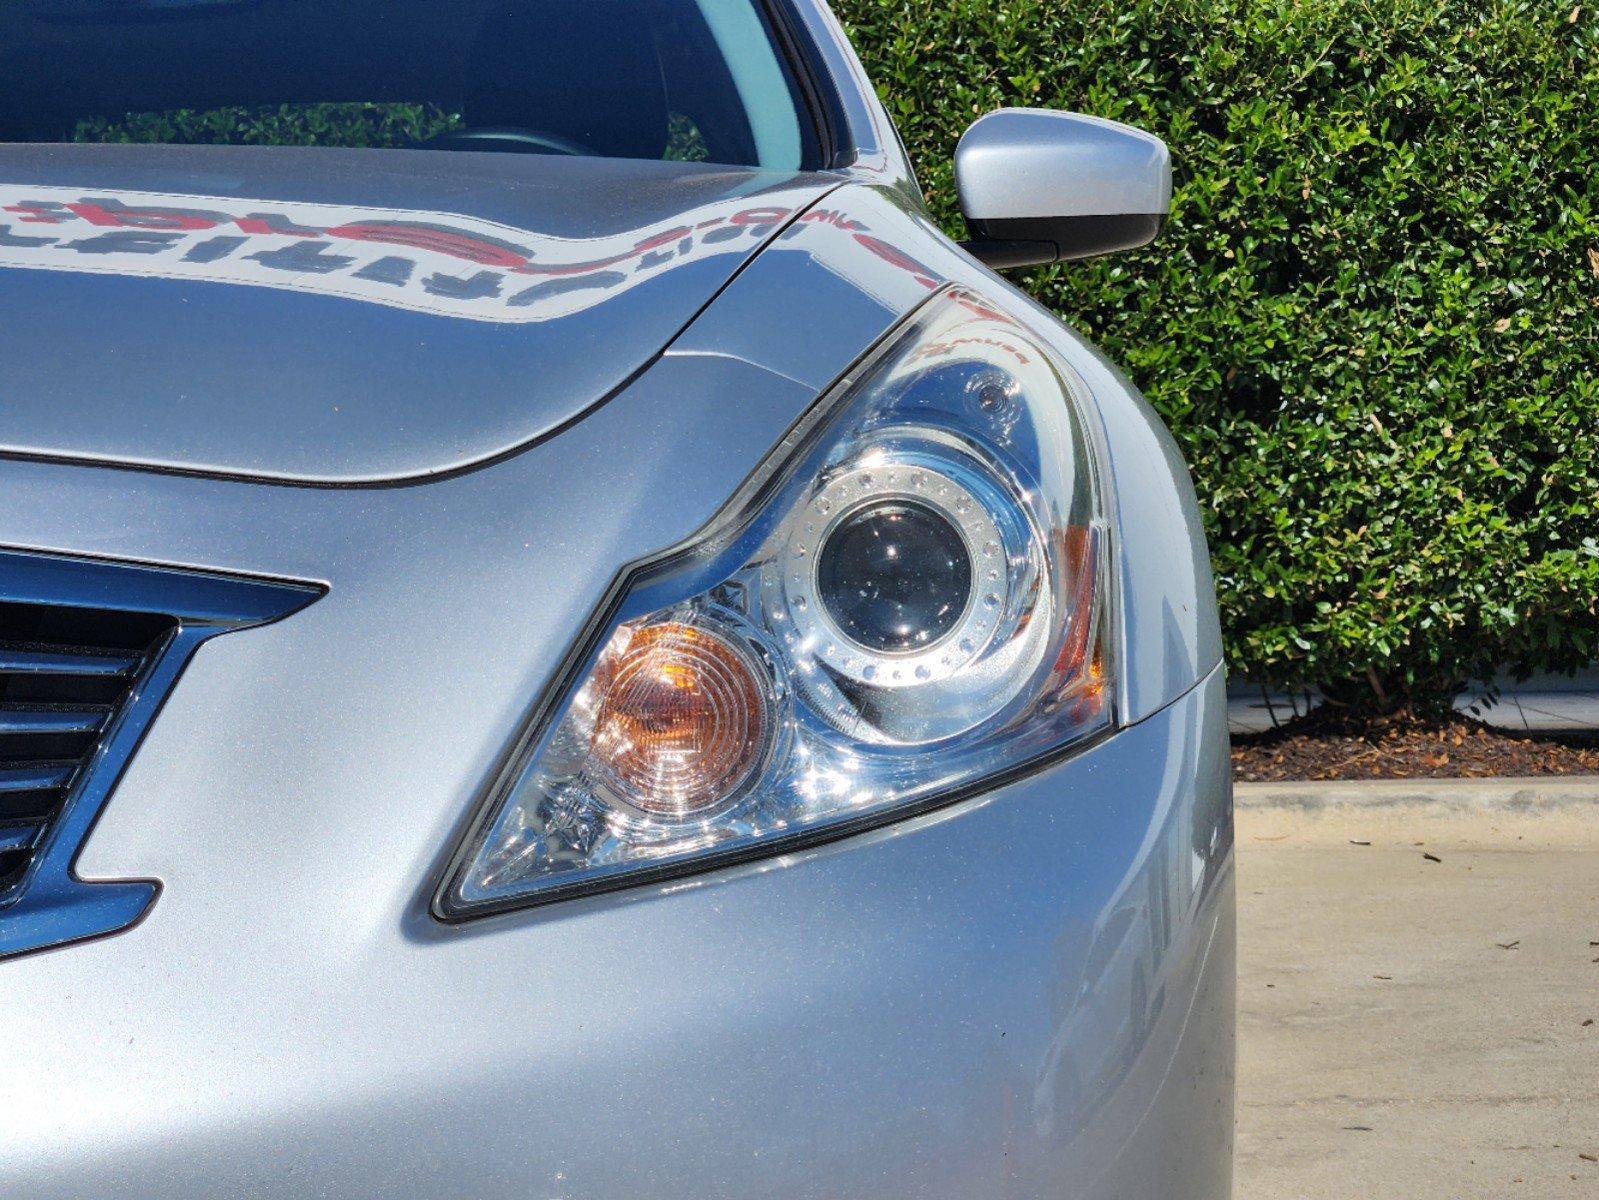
[587, 621, 771, 819]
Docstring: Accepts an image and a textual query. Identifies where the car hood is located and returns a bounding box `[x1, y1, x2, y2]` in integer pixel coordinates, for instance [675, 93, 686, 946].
[0, 144, 839, 484]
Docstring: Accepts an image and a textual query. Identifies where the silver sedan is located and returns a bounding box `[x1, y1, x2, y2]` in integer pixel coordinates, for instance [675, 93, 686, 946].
[0, 2, 1233, 1197]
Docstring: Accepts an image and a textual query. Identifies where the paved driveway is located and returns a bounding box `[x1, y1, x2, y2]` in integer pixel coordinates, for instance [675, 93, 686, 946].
[1236, 785, 1599, 1198]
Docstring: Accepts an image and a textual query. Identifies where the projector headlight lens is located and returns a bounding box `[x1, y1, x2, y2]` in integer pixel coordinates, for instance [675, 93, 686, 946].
[815, 497, 973, 654]
[440, 288, 1114, 916]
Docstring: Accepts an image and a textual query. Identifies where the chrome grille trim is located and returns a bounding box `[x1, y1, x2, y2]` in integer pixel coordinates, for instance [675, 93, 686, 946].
[0, 648, 140, 676]
[0, 823, 42, 856]
[0, 548, 320, 962]
[0, 764, 76, 794]
[0, 708, 110, 736]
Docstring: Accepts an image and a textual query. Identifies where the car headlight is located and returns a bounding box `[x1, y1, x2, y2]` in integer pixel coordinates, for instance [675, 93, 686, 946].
[438, 288, 1113, 917]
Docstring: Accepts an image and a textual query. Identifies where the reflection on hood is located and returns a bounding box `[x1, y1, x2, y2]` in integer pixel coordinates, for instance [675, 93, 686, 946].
[0, 182, 812, 323]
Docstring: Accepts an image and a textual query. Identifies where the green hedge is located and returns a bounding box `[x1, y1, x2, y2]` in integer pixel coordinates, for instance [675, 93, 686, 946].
[836, 0, 1599, 710]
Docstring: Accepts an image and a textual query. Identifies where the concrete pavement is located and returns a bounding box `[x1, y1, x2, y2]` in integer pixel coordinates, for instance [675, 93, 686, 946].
[1235, 785, 1599, 1198]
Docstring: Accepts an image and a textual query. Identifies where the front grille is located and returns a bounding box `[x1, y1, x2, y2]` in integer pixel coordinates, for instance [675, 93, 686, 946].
[0, 601, 175, 902]
[0, 548, 318, 960]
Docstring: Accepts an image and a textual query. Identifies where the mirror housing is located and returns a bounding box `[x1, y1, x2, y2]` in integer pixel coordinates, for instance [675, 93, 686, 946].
[955, 109, 1171, 269]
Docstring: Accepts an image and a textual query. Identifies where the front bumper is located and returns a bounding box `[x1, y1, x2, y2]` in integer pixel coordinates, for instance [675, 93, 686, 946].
[1, 664, 1232, 1200]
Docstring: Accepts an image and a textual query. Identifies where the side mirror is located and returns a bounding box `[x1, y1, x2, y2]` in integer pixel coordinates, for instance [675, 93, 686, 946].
[955, 109, 1171, 270]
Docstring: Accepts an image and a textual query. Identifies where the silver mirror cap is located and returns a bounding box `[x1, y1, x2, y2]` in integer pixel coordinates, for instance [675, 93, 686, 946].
[955, 109, 1172, 268]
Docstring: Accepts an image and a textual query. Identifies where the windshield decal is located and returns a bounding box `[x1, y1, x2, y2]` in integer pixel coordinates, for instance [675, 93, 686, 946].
[0, 183, 822, 323]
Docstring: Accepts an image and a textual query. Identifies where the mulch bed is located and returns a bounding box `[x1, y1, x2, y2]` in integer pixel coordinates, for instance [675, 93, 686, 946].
[1232, 710, 1599, 782]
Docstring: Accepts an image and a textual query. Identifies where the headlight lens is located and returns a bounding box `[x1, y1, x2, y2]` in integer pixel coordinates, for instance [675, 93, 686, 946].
[814, 497, 973, 653]
[440, 288, 1113, 916]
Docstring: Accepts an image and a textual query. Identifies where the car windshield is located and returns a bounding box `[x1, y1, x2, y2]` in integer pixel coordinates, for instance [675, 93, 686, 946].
[0, 0, 821, 170]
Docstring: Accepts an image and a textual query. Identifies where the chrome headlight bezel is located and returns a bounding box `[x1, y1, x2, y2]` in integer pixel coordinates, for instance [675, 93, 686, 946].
[435, 286, 1119, 920]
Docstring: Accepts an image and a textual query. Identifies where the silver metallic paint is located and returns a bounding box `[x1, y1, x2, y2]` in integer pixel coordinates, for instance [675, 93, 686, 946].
[0, 3, 1231, 1194]
[0, 143, 839, 483]
[955, 109, 1173, 223]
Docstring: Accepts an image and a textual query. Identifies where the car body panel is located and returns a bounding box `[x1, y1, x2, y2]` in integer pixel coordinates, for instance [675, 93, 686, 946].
[0, 143, 839, 483]
[0, 4, 1232, 1197]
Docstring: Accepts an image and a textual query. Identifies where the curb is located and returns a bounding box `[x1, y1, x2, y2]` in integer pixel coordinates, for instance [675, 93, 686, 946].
[1236, 775, 1599, 813]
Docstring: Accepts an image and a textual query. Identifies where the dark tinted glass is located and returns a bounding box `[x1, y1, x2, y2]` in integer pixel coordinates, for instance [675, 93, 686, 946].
[0, 0, 819, 169]
[817, 501, 975, 654]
